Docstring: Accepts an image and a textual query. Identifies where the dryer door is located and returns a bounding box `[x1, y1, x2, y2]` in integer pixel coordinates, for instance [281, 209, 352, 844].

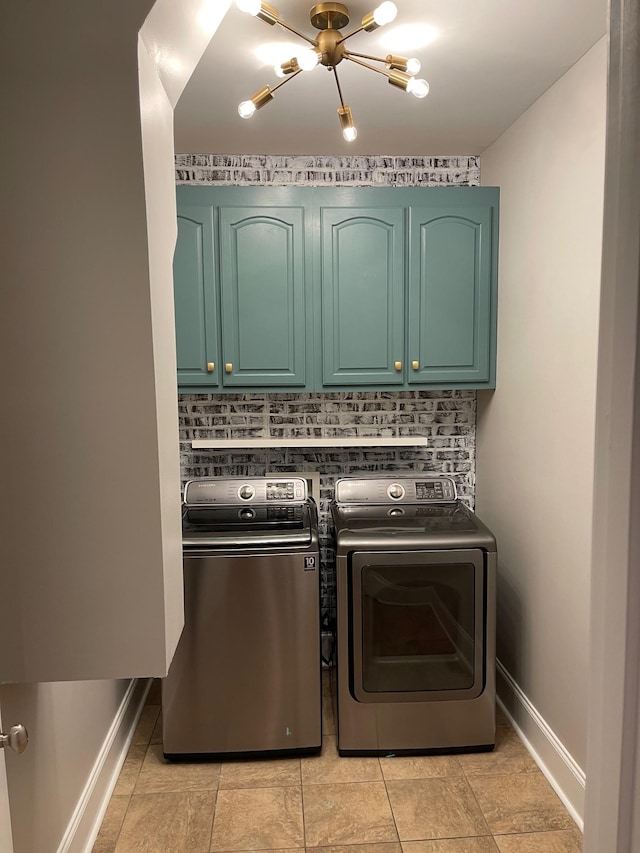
[350, 549, 486, 703]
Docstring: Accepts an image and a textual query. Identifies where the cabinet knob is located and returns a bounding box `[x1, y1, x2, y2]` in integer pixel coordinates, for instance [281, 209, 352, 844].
[412, 360, 419, 370]
[207, 362, 215, 373]
[225, 363, 233, 374]
[394, 361, 402, 371]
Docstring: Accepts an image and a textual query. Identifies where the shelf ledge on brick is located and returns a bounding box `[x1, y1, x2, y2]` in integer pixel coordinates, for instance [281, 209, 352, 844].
[191, 437, 428, 450]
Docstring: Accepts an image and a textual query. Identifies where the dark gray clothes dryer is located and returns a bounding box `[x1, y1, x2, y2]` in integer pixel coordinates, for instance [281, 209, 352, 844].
[331, 476, 497, 756]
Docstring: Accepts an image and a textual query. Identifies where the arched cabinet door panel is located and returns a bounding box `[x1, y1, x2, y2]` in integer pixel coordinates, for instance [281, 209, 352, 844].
[219, 207, 307, 387]
[321, 207, 405, 385]
[408, 206, 495, 385]
[174, 205, 220, 388]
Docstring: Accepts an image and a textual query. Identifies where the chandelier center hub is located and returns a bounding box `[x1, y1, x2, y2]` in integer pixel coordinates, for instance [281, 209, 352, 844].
[316, 28, 346, 67]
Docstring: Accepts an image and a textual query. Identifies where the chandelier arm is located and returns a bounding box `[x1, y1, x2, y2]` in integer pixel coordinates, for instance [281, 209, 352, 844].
[273, 18, 318, 45]
[270, 67, 304, 93]
[343, 53, 391, 79]
[332, 66, 346, 108]
[343, 49, 387, 64]
[336, 25, 366, 45]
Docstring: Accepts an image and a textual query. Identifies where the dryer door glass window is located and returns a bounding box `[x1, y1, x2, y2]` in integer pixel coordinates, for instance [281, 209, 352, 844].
[350, 549, 485, 703]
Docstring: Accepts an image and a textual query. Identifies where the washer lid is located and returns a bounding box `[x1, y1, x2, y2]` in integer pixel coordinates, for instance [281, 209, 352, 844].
[182, 503, 313, 548]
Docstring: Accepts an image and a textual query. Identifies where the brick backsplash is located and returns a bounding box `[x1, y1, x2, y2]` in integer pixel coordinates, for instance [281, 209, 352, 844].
[175, 152, 479, 629]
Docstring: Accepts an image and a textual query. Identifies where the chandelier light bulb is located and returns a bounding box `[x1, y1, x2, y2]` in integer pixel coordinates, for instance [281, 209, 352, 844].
[406, 57, 421, 76]
[235, 0, 261, 14]
[373, 1, 398, 27]
[297, 48, 319, 71]
[238, 99, 257, 119]
[406, 77, 430, 98]
[338, 105, 357, 142]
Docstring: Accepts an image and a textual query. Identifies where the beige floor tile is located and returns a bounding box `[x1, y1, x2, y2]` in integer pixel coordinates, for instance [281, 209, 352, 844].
[113, 745, 146, 797]
[386, 777, 490, 841]
[134, 744, 220, 795]
[308, 846, 401, 853]
[402, 839, 499, 852]
[460, 728, 538, 777]
[219, 756, 301, 788]
[468, 772, 575, 835]
[303, 781, 398, 847]
[494, 828, 583, 852]
[380, 752, 463, 781]
[301, 735, 382, 784]
[92, 796, 129, 853]
[132, 706, 161, 746]
[210, 786, 304, 851]
[114, 790, 215, 853]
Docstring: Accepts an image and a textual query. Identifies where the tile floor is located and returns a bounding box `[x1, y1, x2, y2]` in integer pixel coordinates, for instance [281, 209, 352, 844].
[93, 674, 582, 852]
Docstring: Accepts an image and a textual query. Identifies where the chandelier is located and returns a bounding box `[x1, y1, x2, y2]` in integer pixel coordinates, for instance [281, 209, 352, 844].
[234, 1, 429, 142]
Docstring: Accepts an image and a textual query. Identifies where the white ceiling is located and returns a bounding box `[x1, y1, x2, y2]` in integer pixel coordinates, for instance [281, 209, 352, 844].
[173, 0, 607, 155]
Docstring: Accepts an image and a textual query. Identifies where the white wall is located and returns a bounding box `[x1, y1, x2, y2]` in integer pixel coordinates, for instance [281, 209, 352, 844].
[0, 1, 228, 850]
[477, 35, 607, 783]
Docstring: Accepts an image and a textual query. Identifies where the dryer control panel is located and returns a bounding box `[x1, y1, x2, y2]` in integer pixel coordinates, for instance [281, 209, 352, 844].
[334, 477, 457, 505]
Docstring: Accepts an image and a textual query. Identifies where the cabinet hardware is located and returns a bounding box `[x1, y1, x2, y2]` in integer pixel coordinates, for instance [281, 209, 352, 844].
[225, 363, 233, 373]
[207, 362, 215, 373]
[412, 360, 419, 370]
[394, 361, 402, 371]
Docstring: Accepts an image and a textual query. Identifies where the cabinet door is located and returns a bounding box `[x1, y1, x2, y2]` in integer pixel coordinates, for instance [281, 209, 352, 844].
[174, 205, 219, 387]
[408, 206, 494, 384]
[219, 206, 307, 387]
[321, 207, 405, 385]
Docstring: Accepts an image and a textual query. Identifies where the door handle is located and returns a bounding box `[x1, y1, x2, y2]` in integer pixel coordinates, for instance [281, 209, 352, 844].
[394, 361, 402, 371]
[412, 360, 419, 370]
[0, 724, 28, 754]
[225, 363, 233, 373]
[207, 362, 215, 373]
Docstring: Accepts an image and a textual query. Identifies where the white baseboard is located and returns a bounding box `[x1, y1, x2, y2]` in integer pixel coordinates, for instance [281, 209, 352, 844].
[496, 659, 586, 829]
[56, 677, 152, 853]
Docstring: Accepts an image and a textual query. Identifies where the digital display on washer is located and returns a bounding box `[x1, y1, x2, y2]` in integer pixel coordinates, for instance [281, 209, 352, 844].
[266, 481, 295, 501]
[416, 481, 445, 500]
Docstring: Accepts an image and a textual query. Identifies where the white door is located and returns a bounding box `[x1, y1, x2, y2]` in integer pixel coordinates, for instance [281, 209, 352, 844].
[0, 702, 15, 853]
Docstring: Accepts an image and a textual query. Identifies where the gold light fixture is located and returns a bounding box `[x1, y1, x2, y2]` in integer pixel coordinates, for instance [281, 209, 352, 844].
[235, 1, 430, 142]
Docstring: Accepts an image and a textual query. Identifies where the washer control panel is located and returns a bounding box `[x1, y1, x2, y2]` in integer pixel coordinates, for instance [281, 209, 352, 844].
[184, 477, 308, 506]
[334, 476, 457, 505]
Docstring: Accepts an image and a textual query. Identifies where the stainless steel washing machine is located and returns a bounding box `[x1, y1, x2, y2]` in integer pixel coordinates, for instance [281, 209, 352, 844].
[163, 477, 321, 759]
[331, 476, 496, 755]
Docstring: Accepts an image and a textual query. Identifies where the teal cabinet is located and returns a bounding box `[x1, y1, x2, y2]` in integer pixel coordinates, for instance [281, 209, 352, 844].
[174, 205, 219, 388]
[172, 186, 499, 393]
[219, 206, 307, 387]
[320, 207, 405, 385]
[408, 205, 494, 385]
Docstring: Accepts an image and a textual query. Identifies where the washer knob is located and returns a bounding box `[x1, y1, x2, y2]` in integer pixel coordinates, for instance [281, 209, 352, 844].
[387, 483, 405, 500]
[238, 484, 255, 500]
